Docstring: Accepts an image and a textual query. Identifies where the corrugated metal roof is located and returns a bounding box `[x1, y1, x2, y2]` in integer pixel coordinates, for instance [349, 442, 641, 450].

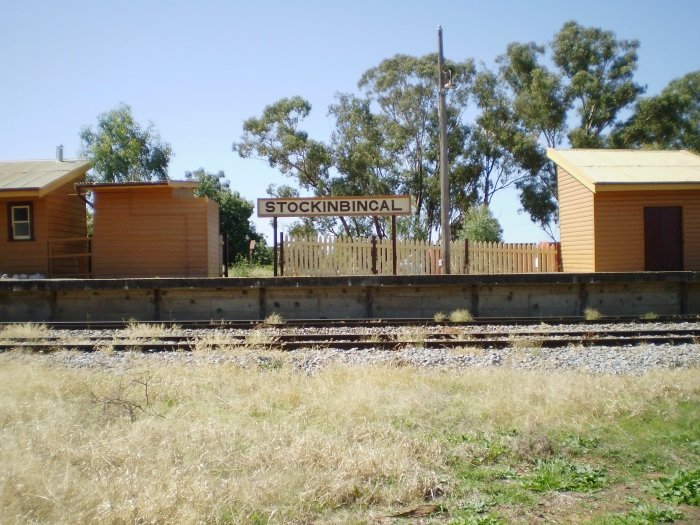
[546, 149, 700, 192]
[0, 159, 91, 194]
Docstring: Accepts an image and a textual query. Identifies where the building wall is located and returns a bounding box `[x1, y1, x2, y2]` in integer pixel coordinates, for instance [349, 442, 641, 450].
[91, 187, 218, 278]
[0, 178, 87, 276]
[206, 200, 221, 277]
[45, 178, 87, 239]
[0, 197, 47, 275]
[557, 168, 595, 272]
[594, 189, 700, 271]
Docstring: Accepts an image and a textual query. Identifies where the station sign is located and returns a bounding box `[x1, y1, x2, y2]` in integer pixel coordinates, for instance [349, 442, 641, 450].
[257, 195, 411, 217]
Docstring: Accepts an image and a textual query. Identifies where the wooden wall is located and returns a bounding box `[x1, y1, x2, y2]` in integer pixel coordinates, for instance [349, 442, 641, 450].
[557, 168, 595, 272]
[595, 189, 700, 271]
[91, 187, 219, 278]
[0, 178, 86, 276]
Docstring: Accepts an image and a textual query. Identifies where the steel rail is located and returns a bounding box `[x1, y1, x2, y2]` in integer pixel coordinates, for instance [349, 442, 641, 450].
[0, 315, 698, 331]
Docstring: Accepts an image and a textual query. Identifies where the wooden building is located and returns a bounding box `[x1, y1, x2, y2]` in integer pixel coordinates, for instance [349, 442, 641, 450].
[79, 181, 221, 278]
[548, 149, 700, 272]
[0, 157, 90, 276]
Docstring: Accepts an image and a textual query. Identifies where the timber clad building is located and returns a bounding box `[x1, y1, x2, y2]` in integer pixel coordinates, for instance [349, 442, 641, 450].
[1, 155, 221, 278]
[549, 149, 700, 272]
[0, 158, 90, 275]
[79, 181, 221, 278]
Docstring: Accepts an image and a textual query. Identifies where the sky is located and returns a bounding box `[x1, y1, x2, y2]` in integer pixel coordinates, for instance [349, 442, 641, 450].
[2, 0, 699, 243]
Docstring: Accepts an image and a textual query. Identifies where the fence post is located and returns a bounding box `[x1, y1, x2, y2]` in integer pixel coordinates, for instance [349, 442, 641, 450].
[279, 231, 285, 276]
[555, 242, 562, 272]
[273, 217, 278, 277]
[464, 239, 469, 274]
[392, 216, 397, 276]
[371, 236, 378, 275]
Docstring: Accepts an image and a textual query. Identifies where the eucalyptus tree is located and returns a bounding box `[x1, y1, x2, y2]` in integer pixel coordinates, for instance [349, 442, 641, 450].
[357, 53, 475, 240]
[552, 21, 644, 148]
[79, 103, 172, 182]
[611, 71, 700, 152]
[497, 42, 567, 238]
[233, 96, 357, 237]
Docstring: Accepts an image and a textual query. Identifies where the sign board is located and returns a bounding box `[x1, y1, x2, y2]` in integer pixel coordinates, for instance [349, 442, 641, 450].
[257, 195, 411, 218]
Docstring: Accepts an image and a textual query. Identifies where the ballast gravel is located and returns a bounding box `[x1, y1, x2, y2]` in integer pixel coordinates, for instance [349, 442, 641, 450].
[2, 321, 698, 376]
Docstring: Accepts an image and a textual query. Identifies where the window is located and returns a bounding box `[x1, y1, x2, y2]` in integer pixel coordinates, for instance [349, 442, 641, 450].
[8, 202, 34, 241]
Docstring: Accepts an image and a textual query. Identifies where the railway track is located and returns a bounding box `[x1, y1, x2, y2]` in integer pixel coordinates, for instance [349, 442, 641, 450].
[1, 320, 699, 352]
[0, 314, 698, 331]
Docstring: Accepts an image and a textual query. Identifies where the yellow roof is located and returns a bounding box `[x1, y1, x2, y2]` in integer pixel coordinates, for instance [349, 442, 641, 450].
[0, 159, 92, 197]
[546, 149, 700, 192]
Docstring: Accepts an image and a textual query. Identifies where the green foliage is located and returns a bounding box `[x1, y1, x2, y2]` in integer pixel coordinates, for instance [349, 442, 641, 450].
[457, 205, 503, 242]
[526, 458, 608, 492]
[611, 71, 700, 152]
[233, 23, 695, 242]
[652, 468, 700, 506]
[589, 504, 683, 524]
[448, 514, 505, 525]
[552, 21, 644, 148]
[80, 103, 172, 182]
[185, 169, 266, 263]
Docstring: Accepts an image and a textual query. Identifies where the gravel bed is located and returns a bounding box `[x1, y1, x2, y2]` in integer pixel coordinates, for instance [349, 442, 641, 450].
[1, 321, 698, 376]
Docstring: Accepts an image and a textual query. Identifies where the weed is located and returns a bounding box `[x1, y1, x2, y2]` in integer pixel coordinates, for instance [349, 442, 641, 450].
[510, 337, 544, 350]
[450, 309, 473, 322]
[651, 467, 700, 505]
[589, 504, 683, 524]
[584, 308, 603, 321]
[245, 329, 280, 350]
[448, 513, 505, 525]
[0, 323, 51, 340]
[394, 327, 427, 348]
[639, 312, 659, 321]
[89, 371, 162, 422]
[526, 458, 608, 492]
[193, 332, 240, 352]
[263, 312, 285, 325]
[120, 322, 181, 340]
[434, 311, 448, 323]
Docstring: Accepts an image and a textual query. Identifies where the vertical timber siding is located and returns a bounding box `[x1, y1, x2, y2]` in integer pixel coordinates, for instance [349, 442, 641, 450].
[91, 187, 219, 278]
[0, 179, 85, 275]
[45, 178, 87, 240]
[0, 197, 47, 274]
[206, 200, 221, 277]
[557, 168, 595, 272]
[595, 189, 700, 271]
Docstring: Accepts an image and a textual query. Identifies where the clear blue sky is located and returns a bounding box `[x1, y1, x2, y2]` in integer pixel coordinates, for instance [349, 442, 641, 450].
[2, 0, 698, 243]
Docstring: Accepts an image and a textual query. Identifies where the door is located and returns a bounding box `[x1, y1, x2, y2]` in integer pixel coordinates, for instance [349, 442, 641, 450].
[644, 206, 683, 271]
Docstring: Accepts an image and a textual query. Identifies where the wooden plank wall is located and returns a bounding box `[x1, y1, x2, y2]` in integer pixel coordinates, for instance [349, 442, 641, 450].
[91, 187, 215, 278]
[557, 167, 595, 272]
[0, 178, 86, 276]
[595, 190, 700, 271]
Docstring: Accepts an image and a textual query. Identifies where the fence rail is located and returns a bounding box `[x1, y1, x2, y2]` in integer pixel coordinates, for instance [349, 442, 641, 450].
[48, 237, 91, 278]
[282, 236, 560, 276]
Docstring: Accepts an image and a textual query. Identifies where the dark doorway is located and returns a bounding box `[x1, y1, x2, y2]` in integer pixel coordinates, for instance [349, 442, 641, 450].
[644, 206, 683, 271]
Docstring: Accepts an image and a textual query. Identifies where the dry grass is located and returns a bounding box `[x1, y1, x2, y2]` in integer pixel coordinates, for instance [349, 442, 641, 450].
[449, 309, 473, 322]
[584, 308, 602, 321]
[394, 327, 428, 347]
[0, 323, 51, 340]
[0, 354, 698, 524]
[263, 313, 285, 325]
[119, 322, 182, 340]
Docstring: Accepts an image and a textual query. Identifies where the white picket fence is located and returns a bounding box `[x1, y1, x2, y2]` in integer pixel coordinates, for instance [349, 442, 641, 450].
[281, 236, 560, 276]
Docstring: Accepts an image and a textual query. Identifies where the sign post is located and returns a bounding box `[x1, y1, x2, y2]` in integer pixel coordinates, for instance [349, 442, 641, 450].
[258, 195, 412, 276]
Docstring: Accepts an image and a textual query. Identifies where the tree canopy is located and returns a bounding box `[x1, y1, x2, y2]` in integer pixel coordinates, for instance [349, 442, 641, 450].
[233, 22, 697, 242]
[185, 169, 267, 263]
[79, 103, 172, 183]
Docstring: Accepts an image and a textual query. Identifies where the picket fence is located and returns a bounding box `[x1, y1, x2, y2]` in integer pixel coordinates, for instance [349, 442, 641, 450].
[281, 236, 560, 276]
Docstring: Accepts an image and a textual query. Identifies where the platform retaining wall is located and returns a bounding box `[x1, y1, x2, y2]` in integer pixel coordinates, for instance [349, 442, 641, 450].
[0, 273, 698, 322]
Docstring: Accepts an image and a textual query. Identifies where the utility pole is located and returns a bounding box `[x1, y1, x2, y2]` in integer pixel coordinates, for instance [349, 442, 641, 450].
[437, 26, 451, 274]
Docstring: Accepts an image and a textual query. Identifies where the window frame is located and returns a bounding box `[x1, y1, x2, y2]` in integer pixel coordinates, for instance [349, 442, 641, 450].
[7, 201, 34, 241]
